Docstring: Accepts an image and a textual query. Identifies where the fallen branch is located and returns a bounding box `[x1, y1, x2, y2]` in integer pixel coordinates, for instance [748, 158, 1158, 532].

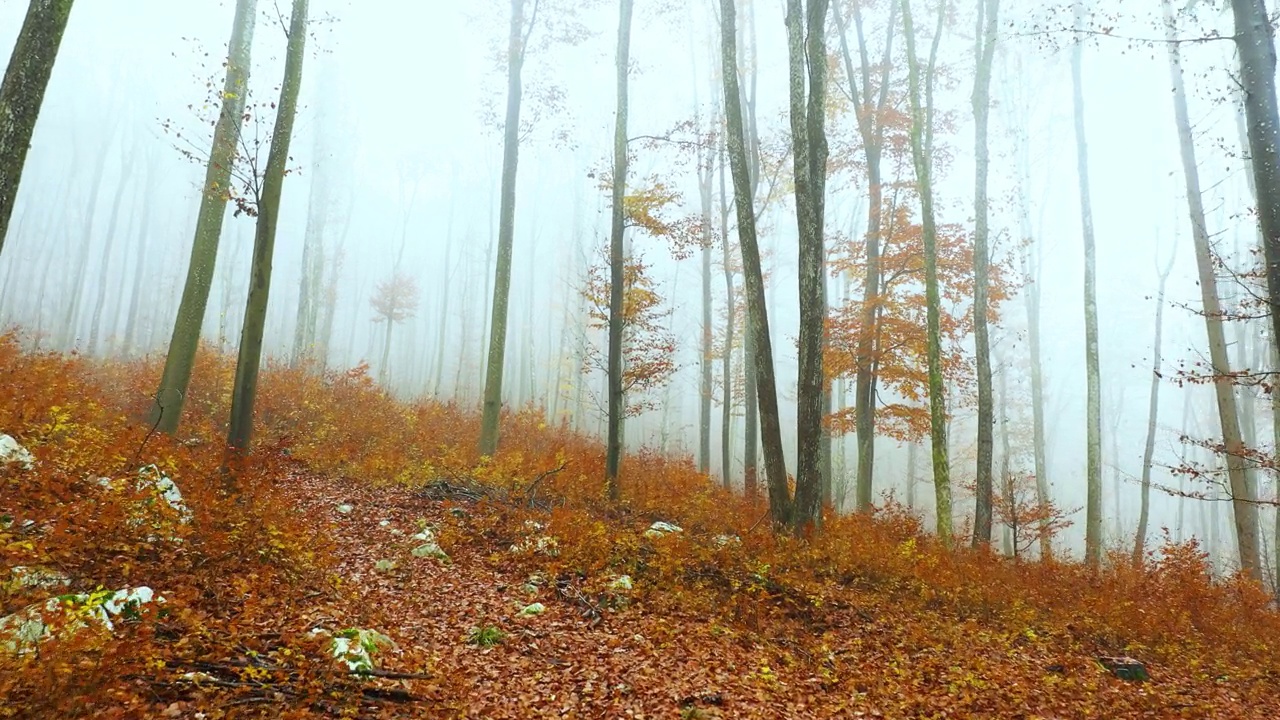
[524, 462, 569, 507]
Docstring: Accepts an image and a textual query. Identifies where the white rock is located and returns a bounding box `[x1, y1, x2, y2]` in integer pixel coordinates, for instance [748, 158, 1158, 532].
[607, 575, 633, 592]
[140, 466, 191, 523]
[412, 541, 450, 563]
[0, 434, 34, 471]
[712, 534, 742, 547]
[96, 467, 192, 528]
[336, 504, 354, 514]
[509, 535, 559, 557]
[644, 521, 683, 539]
[3, 566, 71, 594]
[316, 627, 395, 673]
[0, 586, 163, 655]
[518, 602, 546, 617]
[378, 520, 391, 528]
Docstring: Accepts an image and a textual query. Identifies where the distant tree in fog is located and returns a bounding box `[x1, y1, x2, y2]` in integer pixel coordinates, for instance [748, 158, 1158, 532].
[370, 271, 420, 386]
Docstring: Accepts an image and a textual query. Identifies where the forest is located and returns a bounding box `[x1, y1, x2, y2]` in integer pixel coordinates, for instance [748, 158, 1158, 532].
[2, 0, 1280, 716]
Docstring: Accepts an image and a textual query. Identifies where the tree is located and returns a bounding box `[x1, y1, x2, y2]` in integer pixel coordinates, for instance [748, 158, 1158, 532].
[370, 271, 421, 387]
[1070, 0, 1103, 567]
[1230, 0, 1280, 380]
[721, 0, 790, 526]
[901, 0, 952, 544]
[581, 254, 678, 418]
[478, 0, 532, 457]
[786, 0, 831, 533]
[832, 0, 900, 513]
[148, 0, 258, 433]
[0, 0, 76, 255]
[225, 0, 309, 463]
[1163, 0, 1260, 576]
[605, 0, 636, 502]
[1134, 241, 1175, 565]
[970, 0, 1000, 547]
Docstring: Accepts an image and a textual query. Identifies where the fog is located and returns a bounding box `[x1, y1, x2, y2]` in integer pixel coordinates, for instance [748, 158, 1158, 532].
[0, 0, 1272, 571]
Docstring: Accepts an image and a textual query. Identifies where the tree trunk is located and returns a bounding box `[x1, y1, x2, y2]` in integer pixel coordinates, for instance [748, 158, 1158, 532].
[149, 0, 257, 433]
[291, 147, 328, 366]
[58, 138, 111, 350]
[604, 0, 634, 502]
[1230, 0, 1280, 399]
[1272, 344, 1280, 593]
[833, 2, 897, 513]
[718, 139, 736, 491]
[1012, 80, 1053, 559]
[225, 0, 308, 463]
[122, 163, 154, 357]
[0, 0, 75, 253]
[901, 0, 951, 545]
[998, 353, 1014, 556]
[432, 211, 455, 397]
[478, 0, 528, 456]
[1133, 242, 1175, 565]
[699, 126, 714, 476]
[722, 0, 790, 526]
[1164, 0, 1261, 575]
[786, 0, 830, 534]
[87, 152, 135, 355]
[1071, 0, 1104, 567]
[970, 0, 1000, 547]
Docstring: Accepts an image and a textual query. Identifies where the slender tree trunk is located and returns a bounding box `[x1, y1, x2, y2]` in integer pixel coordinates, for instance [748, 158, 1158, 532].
[739, 5, 762, 501]
[379, 322, 394, 386]
[58, 139, 111, 349]
[1012, 76, 1053, 558]
[722, 0, 789, 525]
[479, 0, 529, 456]
[225, 0, 308, 464]
[718, 140, 736, 491]
[699, 129, 714, 476]
[122, 166, 154, 356]
[998, 354, 1014, 556]
[1071, 0, 1104, 566]
[967, 0, 998, 543]
[1272, 344, 1280, 593]
[291, 149, 328, 366]
[1164, 0, 1261, 574]
[1133, 243, 1175, 565]
[906, 440, 917, 509]
[0, 0, 75, 254]
[149, 0, 257, 433]
[970, 0, 1000, 547]
[433, 199, 455, 396]
[833, 2, 897, 513]
[87, 153, 134, 355]
[786, 0, 830, 534]
[604, 0, 635, 502]
[1230, 0, 1280, 391]
[901, 0, 951, 545]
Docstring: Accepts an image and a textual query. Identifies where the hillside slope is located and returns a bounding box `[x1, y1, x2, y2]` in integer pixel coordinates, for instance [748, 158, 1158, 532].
[2, 338, 1278, 718]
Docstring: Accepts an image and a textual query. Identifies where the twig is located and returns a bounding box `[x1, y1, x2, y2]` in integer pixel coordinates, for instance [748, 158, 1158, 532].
[350, 669, 434, 680]
[127, 393, 170, 473]
[746, 508, 772, 535]
[524, 462, 568, 507]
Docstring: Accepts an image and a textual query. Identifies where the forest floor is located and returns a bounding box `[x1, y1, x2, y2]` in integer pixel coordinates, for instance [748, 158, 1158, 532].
[3, 337, 1280, 718]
